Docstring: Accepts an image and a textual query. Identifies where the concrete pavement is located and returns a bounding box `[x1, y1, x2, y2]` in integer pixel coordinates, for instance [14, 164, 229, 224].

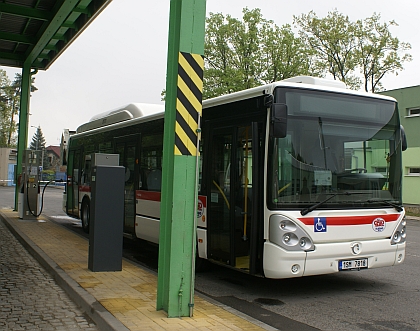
[0, 209, 274, 331]
[0, 216, 98, 330]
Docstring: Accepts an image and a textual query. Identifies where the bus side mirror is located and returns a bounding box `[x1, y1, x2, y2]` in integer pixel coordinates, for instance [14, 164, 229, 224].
[401, 125, 407, 151]
[271, 104, 288, 138]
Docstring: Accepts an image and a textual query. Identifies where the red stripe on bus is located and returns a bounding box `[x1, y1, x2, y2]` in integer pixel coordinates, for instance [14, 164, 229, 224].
[79, 185, 91, 193]
[298, 214, 400, 226]
[136, 190, 161, 201]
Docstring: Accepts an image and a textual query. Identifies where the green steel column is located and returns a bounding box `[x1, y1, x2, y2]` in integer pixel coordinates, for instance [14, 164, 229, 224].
[157, 0, 206, 317]
[14, 64, 32, 211]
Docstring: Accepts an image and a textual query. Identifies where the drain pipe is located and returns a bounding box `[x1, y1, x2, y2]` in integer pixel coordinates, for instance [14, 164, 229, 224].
[189, 115, 202, 317]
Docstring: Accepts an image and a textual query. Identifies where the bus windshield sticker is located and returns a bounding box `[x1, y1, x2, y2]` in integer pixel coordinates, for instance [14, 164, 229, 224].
[314, 170, 332, 186]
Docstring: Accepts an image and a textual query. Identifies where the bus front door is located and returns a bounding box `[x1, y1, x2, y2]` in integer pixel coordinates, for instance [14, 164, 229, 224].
[207, 125, 255, 272]
[115, 139, 138, 236]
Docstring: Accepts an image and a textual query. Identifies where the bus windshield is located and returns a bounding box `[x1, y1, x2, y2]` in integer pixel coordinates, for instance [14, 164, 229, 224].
[269, 87, 403, 210]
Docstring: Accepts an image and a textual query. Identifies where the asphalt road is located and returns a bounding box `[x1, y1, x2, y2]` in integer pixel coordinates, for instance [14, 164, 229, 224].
[2, 186, 419, 331]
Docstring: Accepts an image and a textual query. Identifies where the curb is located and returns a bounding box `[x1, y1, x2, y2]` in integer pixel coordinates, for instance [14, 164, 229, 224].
[0, 212, 129, 331]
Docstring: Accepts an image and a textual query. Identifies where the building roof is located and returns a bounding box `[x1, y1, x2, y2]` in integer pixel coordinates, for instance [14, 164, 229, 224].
[46, 145, 60, 158]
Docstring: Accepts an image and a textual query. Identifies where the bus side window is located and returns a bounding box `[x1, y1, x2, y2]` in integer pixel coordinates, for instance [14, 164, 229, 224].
[139, 168, 147, 189]
[140, 133, 163, 192]
[147, 169, 162, 191]
[99, 141, 112, 153]
[81, 146, 94, 185]
[81, 155, 91, 185]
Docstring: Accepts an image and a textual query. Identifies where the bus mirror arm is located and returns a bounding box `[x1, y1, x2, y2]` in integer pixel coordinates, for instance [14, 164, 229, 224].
[271, 103, 288, 138]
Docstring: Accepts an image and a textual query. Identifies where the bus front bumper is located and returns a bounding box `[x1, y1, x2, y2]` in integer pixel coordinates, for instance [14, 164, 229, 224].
[263, 239, 406, 279]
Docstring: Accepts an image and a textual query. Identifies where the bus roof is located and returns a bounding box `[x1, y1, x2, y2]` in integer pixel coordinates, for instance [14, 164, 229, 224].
[74, 76, 397, 135]
[76, 103, 164, 134]
[202, 76, 397, 109]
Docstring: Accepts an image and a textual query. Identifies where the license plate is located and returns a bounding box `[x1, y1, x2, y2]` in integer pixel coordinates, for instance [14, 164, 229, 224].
[339, 258, 368, 271]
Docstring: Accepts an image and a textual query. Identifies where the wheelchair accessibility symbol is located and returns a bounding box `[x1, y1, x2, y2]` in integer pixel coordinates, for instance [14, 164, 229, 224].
[314, 217, 327, 232]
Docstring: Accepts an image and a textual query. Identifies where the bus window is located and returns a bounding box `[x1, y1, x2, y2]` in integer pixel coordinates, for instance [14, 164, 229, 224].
[99, 141, 112, 153]
[81, 145, 94, 186]
[140, 133, 163, 191]
[81, 155, 91, 185]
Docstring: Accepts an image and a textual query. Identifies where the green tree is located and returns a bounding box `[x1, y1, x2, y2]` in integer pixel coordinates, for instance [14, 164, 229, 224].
[294, 10, 361, 89]
[29, 126, 49, 170]
[204, 8, 315, 98]
[204, 8, 264, 98]
[0, 68, 37, 147]
[294, 10, 412, 91]
[0, 70, 14, 147]
[355, 14, 412, 92]
[8, 73, 38, 145]
[164, 8, 413, 98]
[260, 23, 319, 83]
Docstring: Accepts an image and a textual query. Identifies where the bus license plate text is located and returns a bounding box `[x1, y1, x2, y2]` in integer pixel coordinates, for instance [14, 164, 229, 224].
[339, 258, 368, 270]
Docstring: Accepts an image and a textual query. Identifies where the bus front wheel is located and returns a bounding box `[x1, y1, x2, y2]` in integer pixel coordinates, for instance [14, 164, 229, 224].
[81, 199, 90, 233]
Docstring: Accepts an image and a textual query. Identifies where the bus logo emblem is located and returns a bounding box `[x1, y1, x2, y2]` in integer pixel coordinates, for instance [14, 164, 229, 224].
[372, 218, 386, 232]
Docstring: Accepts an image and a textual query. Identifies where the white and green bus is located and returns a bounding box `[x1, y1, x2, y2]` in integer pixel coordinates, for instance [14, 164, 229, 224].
[63, 76, 407, 278]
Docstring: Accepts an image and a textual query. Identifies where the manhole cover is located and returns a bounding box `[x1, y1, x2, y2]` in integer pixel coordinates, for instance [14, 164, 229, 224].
[254, 298, 284, 306]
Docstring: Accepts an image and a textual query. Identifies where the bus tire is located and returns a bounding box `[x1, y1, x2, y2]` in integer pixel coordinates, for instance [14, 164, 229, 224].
[81, 198, 90, 233]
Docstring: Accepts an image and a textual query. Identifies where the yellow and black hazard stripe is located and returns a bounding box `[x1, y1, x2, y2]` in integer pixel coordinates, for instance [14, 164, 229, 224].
[175, 51, 204, 156]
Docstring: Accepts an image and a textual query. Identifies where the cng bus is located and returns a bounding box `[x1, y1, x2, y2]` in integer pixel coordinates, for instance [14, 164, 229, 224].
[63, 76, 407, 279]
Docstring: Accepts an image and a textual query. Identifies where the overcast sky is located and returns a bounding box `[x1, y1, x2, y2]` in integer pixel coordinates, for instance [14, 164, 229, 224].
[2, 0, 419, 146]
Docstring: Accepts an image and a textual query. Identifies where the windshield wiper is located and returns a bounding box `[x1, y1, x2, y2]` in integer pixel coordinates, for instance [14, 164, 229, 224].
[365, 199, 403, 212]
[300, 192, 351, 216]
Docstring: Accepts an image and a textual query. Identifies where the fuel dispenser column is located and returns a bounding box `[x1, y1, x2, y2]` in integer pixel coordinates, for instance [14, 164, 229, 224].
[88, 153, 124, 272]
[18, 150, 41, 220]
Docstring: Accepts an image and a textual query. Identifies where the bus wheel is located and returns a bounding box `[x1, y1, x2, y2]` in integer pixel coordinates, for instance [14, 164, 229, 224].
[81, 199, 90, 233]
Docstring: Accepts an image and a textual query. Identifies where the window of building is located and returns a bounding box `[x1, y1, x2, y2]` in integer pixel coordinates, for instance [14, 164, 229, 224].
[374, 167, 387, 174]
[8, 149, 17, 161]
[406, 107, 420, 117]
[406, 167, 420, 176]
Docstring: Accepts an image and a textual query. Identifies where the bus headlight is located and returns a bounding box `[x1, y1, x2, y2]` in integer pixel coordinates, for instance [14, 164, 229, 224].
[270, 215, 315, 251]
[299, 237, 313, 250]
[282, 233, 298, 246]
[391, 218, 407, 245]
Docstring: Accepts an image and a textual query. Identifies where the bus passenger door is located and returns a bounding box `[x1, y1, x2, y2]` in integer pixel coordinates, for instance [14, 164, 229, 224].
[115, 138, 138, 236]
[207, 125, 255, 271]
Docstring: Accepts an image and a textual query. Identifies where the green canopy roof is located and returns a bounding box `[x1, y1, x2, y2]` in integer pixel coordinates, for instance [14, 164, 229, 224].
[0, 0, 111, 70]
